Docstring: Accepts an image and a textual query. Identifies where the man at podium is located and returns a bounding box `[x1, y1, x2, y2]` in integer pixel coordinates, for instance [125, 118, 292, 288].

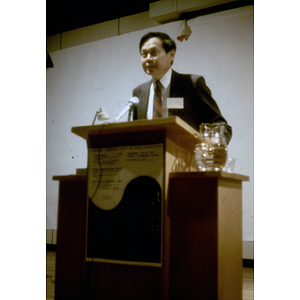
[132, 31, 232, 144]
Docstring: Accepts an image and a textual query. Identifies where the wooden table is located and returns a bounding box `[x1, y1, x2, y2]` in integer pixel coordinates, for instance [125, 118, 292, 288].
[52, 175, 87, 300]
[168, 171, 249, 300]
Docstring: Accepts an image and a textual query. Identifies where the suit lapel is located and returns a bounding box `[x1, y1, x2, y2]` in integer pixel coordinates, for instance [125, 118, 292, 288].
[170, 70, 183, 97]
[137, 80, 151, 119]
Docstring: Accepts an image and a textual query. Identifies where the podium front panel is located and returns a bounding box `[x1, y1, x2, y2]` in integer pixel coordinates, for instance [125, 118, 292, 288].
[86, 143, 164, 266]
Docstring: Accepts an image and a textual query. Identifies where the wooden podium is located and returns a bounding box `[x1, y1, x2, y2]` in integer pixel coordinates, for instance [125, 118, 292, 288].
[53, 117, 249, 300]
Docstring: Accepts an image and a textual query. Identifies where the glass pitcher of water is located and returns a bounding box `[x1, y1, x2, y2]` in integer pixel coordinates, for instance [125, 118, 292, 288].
[194, 123, 228, 171]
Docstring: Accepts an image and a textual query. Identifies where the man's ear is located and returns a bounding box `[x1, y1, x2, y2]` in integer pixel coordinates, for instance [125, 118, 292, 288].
[169, 49, 175, 62]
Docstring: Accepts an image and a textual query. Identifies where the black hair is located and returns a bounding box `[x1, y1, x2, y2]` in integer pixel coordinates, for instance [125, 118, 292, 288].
[139, 32, 177, 54]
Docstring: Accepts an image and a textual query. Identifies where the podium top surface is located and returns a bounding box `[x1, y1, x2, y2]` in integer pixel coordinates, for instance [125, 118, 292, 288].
[71, 116, 199, 143]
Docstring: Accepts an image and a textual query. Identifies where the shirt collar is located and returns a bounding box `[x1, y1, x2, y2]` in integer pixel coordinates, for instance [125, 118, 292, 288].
[153, 68, 172, 89]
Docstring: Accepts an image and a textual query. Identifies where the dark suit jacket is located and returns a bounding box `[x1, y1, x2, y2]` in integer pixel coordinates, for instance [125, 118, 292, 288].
[132, 70, 232, 144]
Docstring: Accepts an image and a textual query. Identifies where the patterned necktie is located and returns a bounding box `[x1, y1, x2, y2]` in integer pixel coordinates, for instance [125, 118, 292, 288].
[153, 80, 162, 119]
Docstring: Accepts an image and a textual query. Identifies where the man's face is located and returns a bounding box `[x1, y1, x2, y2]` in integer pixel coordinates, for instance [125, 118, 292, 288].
[140, 37, 175, 80]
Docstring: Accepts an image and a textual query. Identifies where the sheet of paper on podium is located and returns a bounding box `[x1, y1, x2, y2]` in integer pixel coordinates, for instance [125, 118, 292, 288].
[88, 143, 164, 210]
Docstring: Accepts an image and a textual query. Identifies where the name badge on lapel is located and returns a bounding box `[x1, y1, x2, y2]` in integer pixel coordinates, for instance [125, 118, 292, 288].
[167, 97, 184, 109]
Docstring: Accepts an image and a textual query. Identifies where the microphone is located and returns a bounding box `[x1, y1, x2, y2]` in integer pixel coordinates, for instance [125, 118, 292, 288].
[115, 97, 139, 121]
